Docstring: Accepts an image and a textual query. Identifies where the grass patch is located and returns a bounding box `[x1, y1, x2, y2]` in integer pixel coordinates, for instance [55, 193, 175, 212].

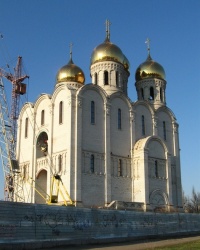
[151, 239, 200, 249]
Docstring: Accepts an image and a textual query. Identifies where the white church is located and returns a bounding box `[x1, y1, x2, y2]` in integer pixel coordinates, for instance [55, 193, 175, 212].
[16, 22, 183, 211]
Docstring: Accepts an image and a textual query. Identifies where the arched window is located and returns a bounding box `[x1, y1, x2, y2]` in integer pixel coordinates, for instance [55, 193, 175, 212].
[155, 160, 158, 178]
[94, 73, 97, 85]
[41, 110, 45, 125]
[141, 88, 144, 99]
[150, 87, 154, 100]
[104, 71, 109, 85]
[118, 159, 122, 177]
[163, 121, 166, 140]
[116, 71, 119, 87]
[58, 154, 62, 172]
[91, 101, 95, 124]
[25, 117, 28, 138]
[59, 101, 63, 124]
[118, 108, 122, 130]
[142, 115, 145, 135]
[90, 154, 94, 173]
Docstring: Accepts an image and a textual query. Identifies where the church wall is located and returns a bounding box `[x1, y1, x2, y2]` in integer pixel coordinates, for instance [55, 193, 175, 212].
[81, 174, 105, 207]
[110, 97, 131, 156]
[17, 105, 35, 203]
[148, 139, 168, 205]
[81, 89, 105, 206]
[133, 157, 147, 203]
[134, 104, 153, 142]
[35, 97, 52, 136]
[82, 89, 105, 153]
[17, 105, 34, 164]
[111, 177, 132, 201]
[157, 111, 173, 154]
[52, 89, 75, 198]
[111, 155, 132, 202]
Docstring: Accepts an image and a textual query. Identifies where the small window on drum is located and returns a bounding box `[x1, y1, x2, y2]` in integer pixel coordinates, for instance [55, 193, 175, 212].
[104, 71, 109, 85]
[150, 87, 154, 100]
[94, 73, 98, 85]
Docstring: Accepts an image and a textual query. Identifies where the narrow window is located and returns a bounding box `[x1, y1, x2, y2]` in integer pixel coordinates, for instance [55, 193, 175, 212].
[25, 117, 28, 138]
[90, 154, 94, 173]
[91, 101, 95, 124]
[59, 101, 63, 124]
[155, 160, 158, 178]
[118, 159, 122, 177]
[94, 73, 97, 85]
[163, 121, 167, 140]
[58, 154, 62, 172]
[160, 87, 163, 102]
[118, 108, 122, 130]
[41, 110, 45, 125]
[150, 87, 154, 100]
[116, 71, 119, 87]
[104, 71, 109, 85]
[142, 115, 145, 135]
[141, 88, 144, 99]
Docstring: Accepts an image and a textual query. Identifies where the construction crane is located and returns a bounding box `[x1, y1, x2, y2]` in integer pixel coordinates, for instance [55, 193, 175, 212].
[0, 56, 29, 201]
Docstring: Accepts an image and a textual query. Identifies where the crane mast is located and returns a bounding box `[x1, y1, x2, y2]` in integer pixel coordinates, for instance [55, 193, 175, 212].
[0, 56, 29, 201]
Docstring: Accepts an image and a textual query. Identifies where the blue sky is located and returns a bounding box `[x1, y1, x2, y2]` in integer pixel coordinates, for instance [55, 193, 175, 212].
[0, 0, 199, 199]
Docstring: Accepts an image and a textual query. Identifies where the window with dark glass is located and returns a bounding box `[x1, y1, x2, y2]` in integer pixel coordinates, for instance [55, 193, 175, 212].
[150, 87, 154, 100]
[94, 73, 97, 85]
[118, 159, 122, 177]
[25, 117, 28, 138]
[116, 71, 119, 87]
[59, 101, 63, 124]
[141, 88, 144, 99]
[41, 110, 45, 125]
[160, 87, 163, 102]
[90, 154, 94, 173]
[58, 154, 62, 172]
[163, 121, 167, 140]
[155, 160, 158, 178]
[118, 108, 122, 130]
[91, 101, 95, 124]
[104, 71, 109, 85]
[142, 115, 145, 135]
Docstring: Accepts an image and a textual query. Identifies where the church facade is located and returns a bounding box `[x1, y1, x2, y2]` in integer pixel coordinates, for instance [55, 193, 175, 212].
[16, 24, 182, 211]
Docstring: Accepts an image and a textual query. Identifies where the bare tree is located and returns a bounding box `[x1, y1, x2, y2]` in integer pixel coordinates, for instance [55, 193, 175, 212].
[183, 187, 200, 213]
[190, 187, 200, 213]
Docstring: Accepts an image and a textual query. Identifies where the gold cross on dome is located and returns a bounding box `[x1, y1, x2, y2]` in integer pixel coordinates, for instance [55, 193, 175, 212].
[145, 38, 151, 55]
[105, 19, 111, 40]
[69, 42, 73, 59]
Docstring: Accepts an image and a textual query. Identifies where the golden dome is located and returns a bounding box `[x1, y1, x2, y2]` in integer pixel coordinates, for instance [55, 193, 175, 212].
[56, 58, 85, 84]
[135, 55, 165, 81]
[90, 38, 130, 72]
[123, 55, 130, 71]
